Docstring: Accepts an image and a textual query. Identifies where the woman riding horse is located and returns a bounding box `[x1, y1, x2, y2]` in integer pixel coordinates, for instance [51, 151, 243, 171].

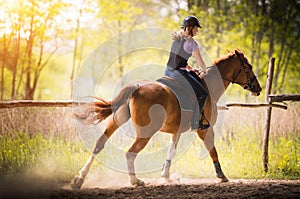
[70, 49, 262, 189]
[165, 16, 210, 130]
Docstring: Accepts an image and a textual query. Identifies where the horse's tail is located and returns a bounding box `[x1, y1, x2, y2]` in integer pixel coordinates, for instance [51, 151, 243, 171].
[74, 84, 138, 125]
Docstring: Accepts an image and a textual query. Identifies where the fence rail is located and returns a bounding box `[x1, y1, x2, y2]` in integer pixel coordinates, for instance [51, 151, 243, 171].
[268, 94, 300, 103]
[0, 100, 288, 110]
[0, 100, 83, 108]
[225, 102, 287, 109]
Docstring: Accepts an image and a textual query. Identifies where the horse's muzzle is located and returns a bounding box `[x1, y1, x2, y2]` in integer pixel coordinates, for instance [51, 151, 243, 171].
[250, 92, 260, 96]
[250, 85, 262, 96]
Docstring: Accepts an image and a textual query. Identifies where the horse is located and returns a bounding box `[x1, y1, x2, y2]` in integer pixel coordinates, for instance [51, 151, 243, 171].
[70, 49, 262, 189]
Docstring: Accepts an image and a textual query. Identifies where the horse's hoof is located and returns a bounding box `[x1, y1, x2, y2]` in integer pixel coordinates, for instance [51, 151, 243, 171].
[137, 179, 145, 186]
[218, 176, 229, 183]
[131, 178, 145, 187]
[70, 176, 84, 190]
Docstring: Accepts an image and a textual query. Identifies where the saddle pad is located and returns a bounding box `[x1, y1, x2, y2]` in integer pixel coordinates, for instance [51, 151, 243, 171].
[157, 76, 196, 111]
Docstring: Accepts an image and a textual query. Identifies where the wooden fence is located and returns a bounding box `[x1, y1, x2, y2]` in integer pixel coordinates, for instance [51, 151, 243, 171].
[261, 58, 300, 172]
[0, 57, 299, 172]
[0, 100, 75, 108]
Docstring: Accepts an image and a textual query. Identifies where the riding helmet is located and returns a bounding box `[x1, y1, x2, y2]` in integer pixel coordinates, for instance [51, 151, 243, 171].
[181, 16, 202, 30]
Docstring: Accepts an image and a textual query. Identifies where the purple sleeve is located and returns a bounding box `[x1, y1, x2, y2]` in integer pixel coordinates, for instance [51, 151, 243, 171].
[183, 38, 199, 54]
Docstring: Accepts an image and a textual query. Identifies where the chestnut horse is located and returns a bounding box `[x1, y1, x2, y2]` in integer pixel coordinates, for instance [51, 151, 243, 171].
[71, 50, 262, 189]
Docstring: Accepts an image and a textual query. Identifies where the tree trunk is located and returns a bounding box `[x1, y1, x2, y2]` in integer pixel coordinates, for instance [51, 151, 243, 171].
[1, 34, 6, 100]
[1, 61, 4, 100]
[24, 16, 35, 100]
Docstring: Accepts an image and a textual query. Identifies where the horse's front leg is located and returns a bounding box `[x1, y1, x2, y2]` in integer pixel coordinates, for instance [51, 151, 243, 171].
[198, 128, 229, 183]
[161, 133, 181, 178]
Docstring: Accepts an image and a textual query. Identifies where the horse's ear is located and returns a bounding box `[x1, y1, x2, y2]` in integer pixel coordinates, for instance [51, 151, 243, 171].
[234, 50, 239, 56]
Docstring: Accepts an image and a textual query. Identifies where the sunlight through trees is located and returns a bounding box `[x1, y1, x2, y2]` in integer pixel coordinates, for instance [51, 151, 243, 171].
[0, 0, 299, 100]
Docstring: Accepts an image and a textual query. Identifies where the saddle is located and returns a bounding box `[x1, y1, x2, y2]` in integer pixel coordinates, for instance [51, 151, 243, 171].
[156, 76, 197, 111]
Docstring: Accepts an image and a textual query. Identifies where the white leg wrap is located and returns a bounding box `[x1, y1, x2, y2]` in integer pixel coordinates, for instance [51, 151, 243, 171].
[79, 155, 95, 179]
[166, 133, 181, 160]
[162, 134, 181, 178]
[167, 141, 177, 160]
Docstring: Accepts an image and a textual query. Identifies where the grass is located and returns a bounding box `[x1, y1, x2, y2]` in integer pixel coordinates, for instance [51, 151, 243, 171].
[0, 132, 89, 181]
[171, 129, 299, 180]
[0, 103, 299, 182]
[170, 103, 300, 180]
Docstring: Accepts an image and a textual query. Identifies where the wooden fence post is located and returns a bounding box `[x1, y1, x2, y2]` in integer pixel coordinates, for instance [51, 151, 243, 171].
[262, 57, 275, 172]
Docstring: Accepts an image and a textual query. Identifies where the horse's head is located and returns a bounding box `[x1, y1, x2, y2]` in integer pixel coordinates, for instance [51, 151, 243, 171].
[221, 50, 262, 96]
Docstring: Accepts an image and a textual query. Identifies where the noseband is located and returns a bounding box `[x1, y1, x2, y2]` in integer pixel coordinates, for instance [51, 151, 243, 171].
[223, 54, 259, 92]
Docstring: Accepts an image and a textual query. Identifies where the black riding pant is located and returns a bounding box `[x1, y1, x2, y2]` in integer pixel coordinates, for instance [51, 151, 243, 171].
[164, 68, 208, 127]
[177, 70, 208, 113]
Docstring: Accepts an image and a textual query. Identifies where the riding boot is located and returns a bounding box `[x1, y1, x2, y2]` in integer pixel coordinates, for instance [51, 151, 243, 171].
[191, 96, 210, 130]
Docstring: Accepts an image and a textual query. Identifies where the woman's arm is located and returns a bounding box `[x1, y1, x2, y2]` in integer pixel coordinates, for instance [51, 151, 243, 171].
[190, 48, 208, 78]
[193, 48, 207, 74]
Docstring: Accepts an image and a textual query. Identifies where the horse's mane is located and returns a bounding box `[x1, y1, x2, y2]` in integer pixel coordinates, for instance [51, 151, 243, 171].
[213, 49, 244, 65]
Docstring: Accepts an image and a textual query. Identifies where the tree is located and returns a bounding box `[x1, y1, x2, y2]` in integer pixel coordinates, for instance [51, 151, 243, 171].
[268, 0, 300, 94]
[186, 0, 300, 97]
[22, 0, 65, 99]
[68, 0, 97, 97]
[0, 0, 65, 99]
[0, 1, 22, 99]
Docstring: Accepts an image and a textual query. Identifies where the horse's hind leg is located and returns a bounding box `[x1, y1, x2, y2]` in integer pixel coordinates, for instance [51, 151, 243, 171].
[71, 104, 130, 190]
[70, 116, 118, 189]
[161, 133, 181, 178]
[126, 137, 150, 186]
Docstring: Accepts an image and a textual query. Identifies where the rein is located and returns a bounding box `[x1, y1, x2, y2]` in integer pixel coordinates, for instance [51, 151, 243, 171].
[222, 53, 258, 92]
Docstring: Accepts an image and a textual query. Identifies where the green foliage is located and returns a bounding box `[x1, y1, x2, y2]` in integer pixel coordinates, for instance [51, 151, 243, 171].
[1, 105, 300, 181]
[0, 133, 43, 176]
[36, 55, 72, 99]
[170, 105, 300, 180]
[1, 0, 299, 99]
[1, 129, 299, 181]
[269, 135, 300, 179]
[170, 129, 300, 180]
[0, 132, 97, 181]
[185, 0, 300, 95]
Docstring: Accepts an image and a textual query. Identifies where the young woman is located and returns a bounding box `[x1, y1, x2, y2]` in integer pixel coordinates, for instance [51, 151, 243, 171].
[165, 15, 209, 130]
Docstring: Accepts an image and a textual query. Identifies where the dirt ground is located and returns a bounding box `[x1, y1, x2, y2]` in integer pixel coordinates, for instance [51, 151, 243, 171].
[1, 177, 299, 199]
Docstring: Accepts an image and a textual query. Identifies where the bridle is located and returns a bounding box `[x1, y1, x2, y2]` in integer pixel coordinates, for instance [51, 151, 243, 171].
[223, 53, 259, 92]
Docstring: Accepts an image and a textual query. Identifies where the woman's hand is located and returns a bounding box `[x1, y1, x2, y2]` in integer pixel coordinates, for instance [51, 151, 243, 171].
[199, 70, 207, 79]
[186, 65, 194, 71]
[187, 66, 201, 75]
[186, 65, 207, 78]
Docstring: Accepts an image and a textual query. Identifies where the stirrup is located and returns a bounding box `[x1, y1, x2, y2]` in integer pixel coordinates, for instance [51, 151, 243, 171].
[199, 115, 210, 130]
[199, 123, 210, 130]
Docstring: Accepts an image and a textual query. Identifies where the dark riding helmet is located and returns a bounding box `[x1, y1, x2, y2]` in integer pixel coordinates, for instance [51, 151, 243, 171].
[181, 16, 202, 30]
